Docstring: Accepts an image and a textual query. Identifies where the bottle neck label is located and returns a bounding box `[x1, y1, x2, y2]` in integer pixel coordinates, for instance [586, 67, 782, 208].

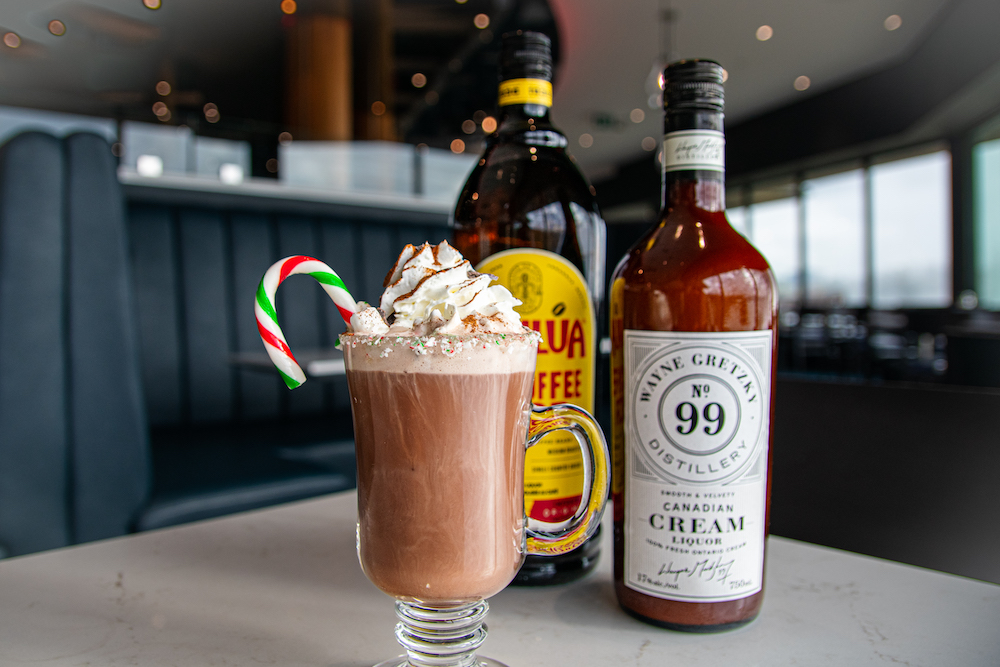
[663, 129, 725, 173]
[499, 78, 553, 107]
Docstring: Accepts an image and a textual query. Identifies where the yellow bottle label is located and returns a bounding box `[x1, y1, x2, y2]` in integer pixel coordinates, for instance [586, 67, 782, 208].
[498, 78, 553, 107]
[478, 249, 595, 522]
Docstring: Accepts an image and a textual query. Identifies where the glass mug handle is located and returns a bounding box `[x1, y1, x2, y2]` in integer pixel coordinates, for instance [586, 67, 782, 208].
[524, 404, 610, 556]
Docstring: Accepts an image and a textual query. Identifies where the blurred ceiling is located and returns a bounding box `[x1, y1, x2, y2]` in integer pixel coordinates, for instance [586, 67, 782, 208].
[0, 0, 988, 180]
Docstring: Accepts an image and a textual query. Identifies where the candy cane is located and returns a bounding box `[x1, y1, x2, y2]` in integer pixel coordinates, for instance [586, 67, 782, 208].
[255, 255, 359, 389]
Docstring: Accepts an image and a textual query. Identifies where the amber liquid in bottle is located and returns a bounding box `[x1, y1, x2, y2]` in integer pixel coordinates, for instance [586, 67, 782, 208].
[609, 60, 777, 630]
[454, 31, 606, 586]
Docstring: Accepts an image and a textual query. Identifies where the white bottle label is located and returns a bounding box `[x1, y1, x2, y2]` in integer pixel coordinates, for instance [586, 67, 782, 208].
[623, 329, 771, 602]
[662, 130, 725, 172]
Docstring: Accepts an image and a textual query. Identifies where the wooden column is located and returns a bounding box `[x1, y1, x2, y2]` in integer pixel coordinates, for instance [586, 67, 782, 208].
[353, 0, 396, 141]
[286, 14, 353, 141]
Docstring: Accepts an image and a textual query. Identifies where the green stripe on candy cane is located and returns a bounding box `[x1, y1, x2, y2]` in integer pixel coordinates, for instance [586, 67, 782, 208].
[255, 255, 359, 389]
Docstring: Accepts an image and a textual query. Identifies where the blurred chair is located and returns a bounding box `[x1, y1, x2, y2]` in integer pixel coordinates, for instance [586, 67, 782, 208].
[0, 131, 352, 558]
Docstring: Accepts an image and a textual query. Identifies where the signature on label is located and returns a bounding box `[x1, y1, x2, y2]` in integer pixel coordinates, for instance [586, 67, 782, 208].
[658, 557, 736, 585]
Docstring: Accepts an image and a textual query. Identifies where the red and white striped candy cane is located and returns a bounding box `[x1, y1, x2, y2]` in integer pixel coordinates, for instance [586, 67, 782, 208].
[255, 255, 359, 389]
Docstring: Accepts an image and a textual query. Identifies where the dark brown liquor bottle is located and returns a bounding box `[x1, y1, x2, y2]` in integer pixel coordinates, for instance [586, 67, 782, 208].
[609, 60, 778, 629]
[453, 30, 607, 585]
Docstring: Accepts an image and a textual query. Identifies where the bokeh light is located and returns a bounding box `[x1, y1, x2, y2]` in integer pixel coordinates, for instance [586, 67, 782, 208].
[756, 25, 773, 41]
[156, 81, 171, 96]
[450, 139, 466, 153]
[481, 116, 497, 133]
[3, 33, 21, 49]
[578, 133, 594, 148]
[461, 120, 476, 134]
[884, 15, 902, 31]
[474, 14, 490, 29]
[794, 75, 811, 91]
[630, 108, 645, 123]
[371, 101, 386, 116]
[48, 20, 66, 36]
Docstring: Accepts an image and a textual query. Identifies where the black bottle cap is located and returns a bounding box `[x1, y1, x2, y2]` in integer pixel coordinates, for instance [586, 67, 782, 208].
[500, 30, 553, 82]
[663, 59, 725, 112]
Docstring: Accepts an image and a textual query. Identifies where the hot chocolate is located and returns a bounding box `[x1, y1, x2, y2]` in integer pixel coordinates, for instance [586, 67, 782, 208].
[342, 240, 542, 603]
[344, 336, 537, 602]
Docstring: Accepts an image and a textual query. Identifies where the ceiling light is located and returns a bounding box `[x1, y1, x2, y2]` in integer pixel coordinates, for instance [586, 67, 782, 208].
[756, 25, 773, 41]
[411, 73, 427, 88]
[884, 15, 902, 31]
[630, 108, 645, 123]
[281, 0, 297, 15]
[48, 20, 66, 36]
[450, 139, 466, 154]
[3, 32, 21, 48]
[578, 134, 593, 148]
[156, 81, 171, 96]
[474, 14, 490, 29]
[142, 0, 161, 9]
[641, 137, 656, 151]
[462, 120, 476, 134]
[794, 75, 811, 91]
[481, 116, 497, 133]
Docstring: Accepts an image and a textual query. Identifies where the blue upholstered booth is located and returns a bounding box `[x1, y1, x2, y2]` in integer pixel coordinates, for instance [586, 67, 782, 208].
[0, 131, 454, 556]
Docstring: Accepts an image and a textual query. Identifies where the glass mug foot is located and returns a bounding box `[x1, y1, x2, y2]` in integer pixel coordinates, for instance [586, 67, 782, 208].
[371, 600, 508, 667]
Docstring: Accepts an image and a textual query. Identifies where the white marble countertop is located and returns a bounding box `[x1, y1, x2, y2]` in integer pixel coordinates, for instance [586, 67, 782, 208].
[1, 491, 997, 666]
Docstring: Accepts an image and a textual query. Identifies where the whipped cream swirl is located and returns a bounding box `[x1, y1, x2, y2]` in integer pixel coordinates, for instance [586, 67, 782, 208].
[348, 241, 525, 336]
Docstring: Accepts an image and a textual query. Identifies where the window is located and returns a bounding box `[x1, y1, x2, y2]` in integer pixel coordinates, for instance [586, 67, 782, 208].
[751, 196, 800, 305]
[974, 138, 1000, 310]
[729, 146, 952, 311]
[871, 151, 951, 309]
[802, 169, 865, 307]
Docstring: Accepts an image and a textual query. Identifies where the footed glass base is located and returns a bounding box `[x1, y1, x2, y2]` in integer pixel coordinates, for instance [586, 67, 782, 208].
[375, 599, 506, 667]
[373, 658, 509, 667]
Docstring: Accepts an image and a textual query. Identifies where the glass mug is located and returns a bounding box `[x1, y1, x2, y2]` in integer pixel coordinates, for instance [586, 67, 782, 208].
[341, 331, 610, 667]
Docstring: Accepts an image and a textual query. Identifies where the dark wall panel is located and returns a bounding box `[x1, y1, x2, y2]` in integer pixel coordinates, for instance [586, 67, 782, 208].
[771, 378, 1000, 584]
[128, 205, 184, 426]
[231, 213, 281, 420]
[178, 209, 233, 423]
[358, 225, 395, 305]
